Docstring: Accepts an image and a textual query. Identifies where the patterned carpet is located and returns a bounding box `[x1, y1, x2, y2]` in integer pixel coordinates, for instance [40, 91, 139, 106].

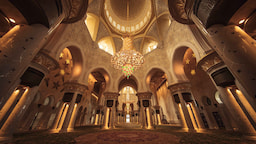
[75, 130, 180, 144]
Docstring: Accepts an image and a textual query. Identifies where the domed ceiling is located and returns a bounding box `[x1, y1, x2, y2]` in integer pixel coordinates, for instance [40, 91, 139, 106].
[104, 0, 152, 34]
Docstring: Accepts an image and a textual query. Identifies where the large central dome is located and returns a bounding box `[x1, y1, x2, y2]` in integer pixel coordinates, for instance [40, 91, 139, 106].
[104, 0, 152, 34]
[110, 0, 146, 20]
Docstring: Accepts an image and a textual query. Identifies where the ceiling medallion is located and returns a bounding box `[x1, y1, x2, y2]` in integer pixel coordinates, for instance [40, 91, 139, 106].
[111, 37, 144, 78]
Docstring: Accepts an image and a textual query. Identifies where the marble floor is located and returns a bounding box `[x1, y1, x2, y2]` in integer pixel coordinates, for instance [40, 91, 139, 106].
[2, 126, 256, 144]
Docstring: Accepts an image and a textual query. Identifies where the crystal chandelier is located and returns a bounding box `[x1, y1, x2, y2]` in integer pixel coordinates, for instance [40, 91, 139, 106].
[111, 37, 144, 78]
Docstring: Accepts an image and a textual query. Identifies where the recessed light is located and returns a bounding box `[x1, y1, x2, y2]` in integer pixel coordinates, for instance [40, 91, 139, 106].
[9, 18, 16, 23]
[238, 19, 245, 24]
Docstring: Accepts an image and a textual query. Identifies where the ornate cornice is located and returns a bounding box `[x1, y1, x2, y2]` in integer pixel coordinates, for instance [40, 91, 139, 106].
[153, 105, 161, 110]
[198, 51, 224, 73]
[136, 92, 152, 100]
[168, 82, 191, 94]
[32, 51, 59, 71]
[63, 82, 88, 94]
[104, 92, 119, 99]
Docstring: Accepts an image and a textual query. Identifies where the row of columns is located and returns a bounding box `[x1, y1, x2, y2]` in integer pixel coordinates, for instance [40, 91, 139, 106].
[137, 92, 153, 129]
[101, 92, 154, 129]
[116, 111, 139, 123]
[0, 49, 59, 136]
[198, 51, 256, 134]
[0, 0, 89, 136]
[185, 1, 256, 135]
[103, 92, 119, 129]
[51, 82, 88, 132]
[168, 83, 204, 132]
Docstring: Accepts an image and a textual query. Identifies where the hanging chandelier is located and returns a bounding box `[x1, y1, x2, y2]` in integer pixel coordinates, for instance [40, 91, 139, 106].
[111, 37, 144, 78]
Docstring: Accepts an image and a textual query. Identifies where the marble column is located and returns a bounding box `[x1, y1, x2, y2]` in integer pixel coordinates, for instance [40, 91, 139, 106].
[206, 25, 256, 111]
[168, 83, 195, 132]
[50, 102, 64, 130]
[137, 92, 153, 129]
[0, 24, 48, 111]
[150, 83, 162, 125]
[153, 105, 161, 125]
[198, 51, 256, 134]
[59, 82, 88, 132]
[0, 86, 39, 136]
[103, 92, 119, 129]
[190, 101, 205, 129]
[0, 51, 58, 136]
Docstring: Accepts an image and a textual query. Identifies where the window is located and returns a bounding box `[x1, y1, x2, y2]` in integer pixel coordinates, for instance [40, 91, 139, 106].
[85, 13, 99, 41]
[98, 37, 115, 55]
[126, 114, 130, 123]
[215, 91, 223, 104]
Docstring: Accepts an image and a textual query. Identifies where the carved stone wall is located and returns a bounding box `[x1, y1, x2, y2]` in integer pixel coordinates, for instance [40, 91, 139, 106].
[136, 92, 152, 100]
[197, 51, 224, 74]
[32, 51, 59, 72]
[63, 82, 88, 94]
[168, 82, 191, 94]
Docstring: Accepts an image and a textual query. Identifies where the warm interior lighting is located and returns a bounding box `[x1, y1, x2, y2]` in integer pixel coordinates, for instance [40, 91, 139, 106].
[57, 104, 69, 130]
[73, 66, 82, 77]
[85, 13, 99, 41]
[146, 108, 151, 129]
[52, 103, 66, 130]
[105, 108, 110, 129]
[92, 93, 99, 101]
[60, 69, 65, 75]
[59, 53, 64, 59]
[226, 88, 255, 133]
[0, 87, 29, 132]
[239, 19, 245, 24]
[9, 18, 15, 23]
[187, 103, 198, 130]
[65, 59, 70, 65]
[68, 103, 77, 130]
[111, 37, 144, 78]
[235, 89, 256, 123]
[126, 114, 130, 123]
[95, 114, 99, 125]
[98, 37, 114, 55]
[157, 114, 161, 125]
[0, 89, 20, 122]
[190, 69, 196, 75]
[145, 41, 158, 54]
[104, 1, 152, 34]
[178, 103, 187, 128]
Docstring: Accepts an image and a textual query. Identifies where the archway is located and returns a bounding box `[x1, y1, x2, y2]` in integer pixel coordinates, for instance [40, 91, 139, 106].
[117, 86, 139, 124]
[88, 68, 110, 125]
[146, 68, 178, 125]
[116, 76, 140, 125]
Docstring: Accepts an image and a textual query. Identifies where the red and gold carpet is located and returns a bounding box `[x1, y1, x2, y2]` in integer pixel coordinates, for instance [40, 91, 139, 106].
[75, 130, 180, 144]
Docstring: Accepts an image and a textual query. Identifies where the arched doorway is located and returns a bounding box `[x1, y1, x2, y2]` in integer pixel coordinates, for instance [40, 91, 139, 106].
[117, 86, 138, 124]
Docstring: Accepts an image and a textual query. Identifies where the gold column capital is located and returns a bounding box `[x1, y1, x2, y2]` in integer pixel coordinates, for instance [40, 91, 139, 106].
[136, 92, 152, 100]
[197, 51, 224, 74]
[103, 92, 119, 100]
[168, 82, 191, 94]
[63, 82, 88, 94]
[32, 51, 59, 72]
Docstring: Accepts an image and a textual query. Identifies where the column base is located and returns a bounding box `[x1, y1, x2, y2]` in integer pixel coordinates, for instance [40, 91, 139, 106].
[59, 128, 68, 133]
[49, 129, 60, 133]
[182, 128, 196, 132]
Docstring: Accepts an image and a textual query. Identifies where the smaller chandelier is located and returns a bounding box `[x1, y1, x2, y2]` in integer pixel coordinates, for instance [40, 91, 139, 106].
[111, 37, 144, 78]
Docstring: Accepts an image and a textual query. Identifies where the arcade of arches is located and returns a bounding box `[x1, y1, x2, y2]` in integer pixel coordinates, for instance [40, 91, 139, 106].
[0, 0, 256, 143]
